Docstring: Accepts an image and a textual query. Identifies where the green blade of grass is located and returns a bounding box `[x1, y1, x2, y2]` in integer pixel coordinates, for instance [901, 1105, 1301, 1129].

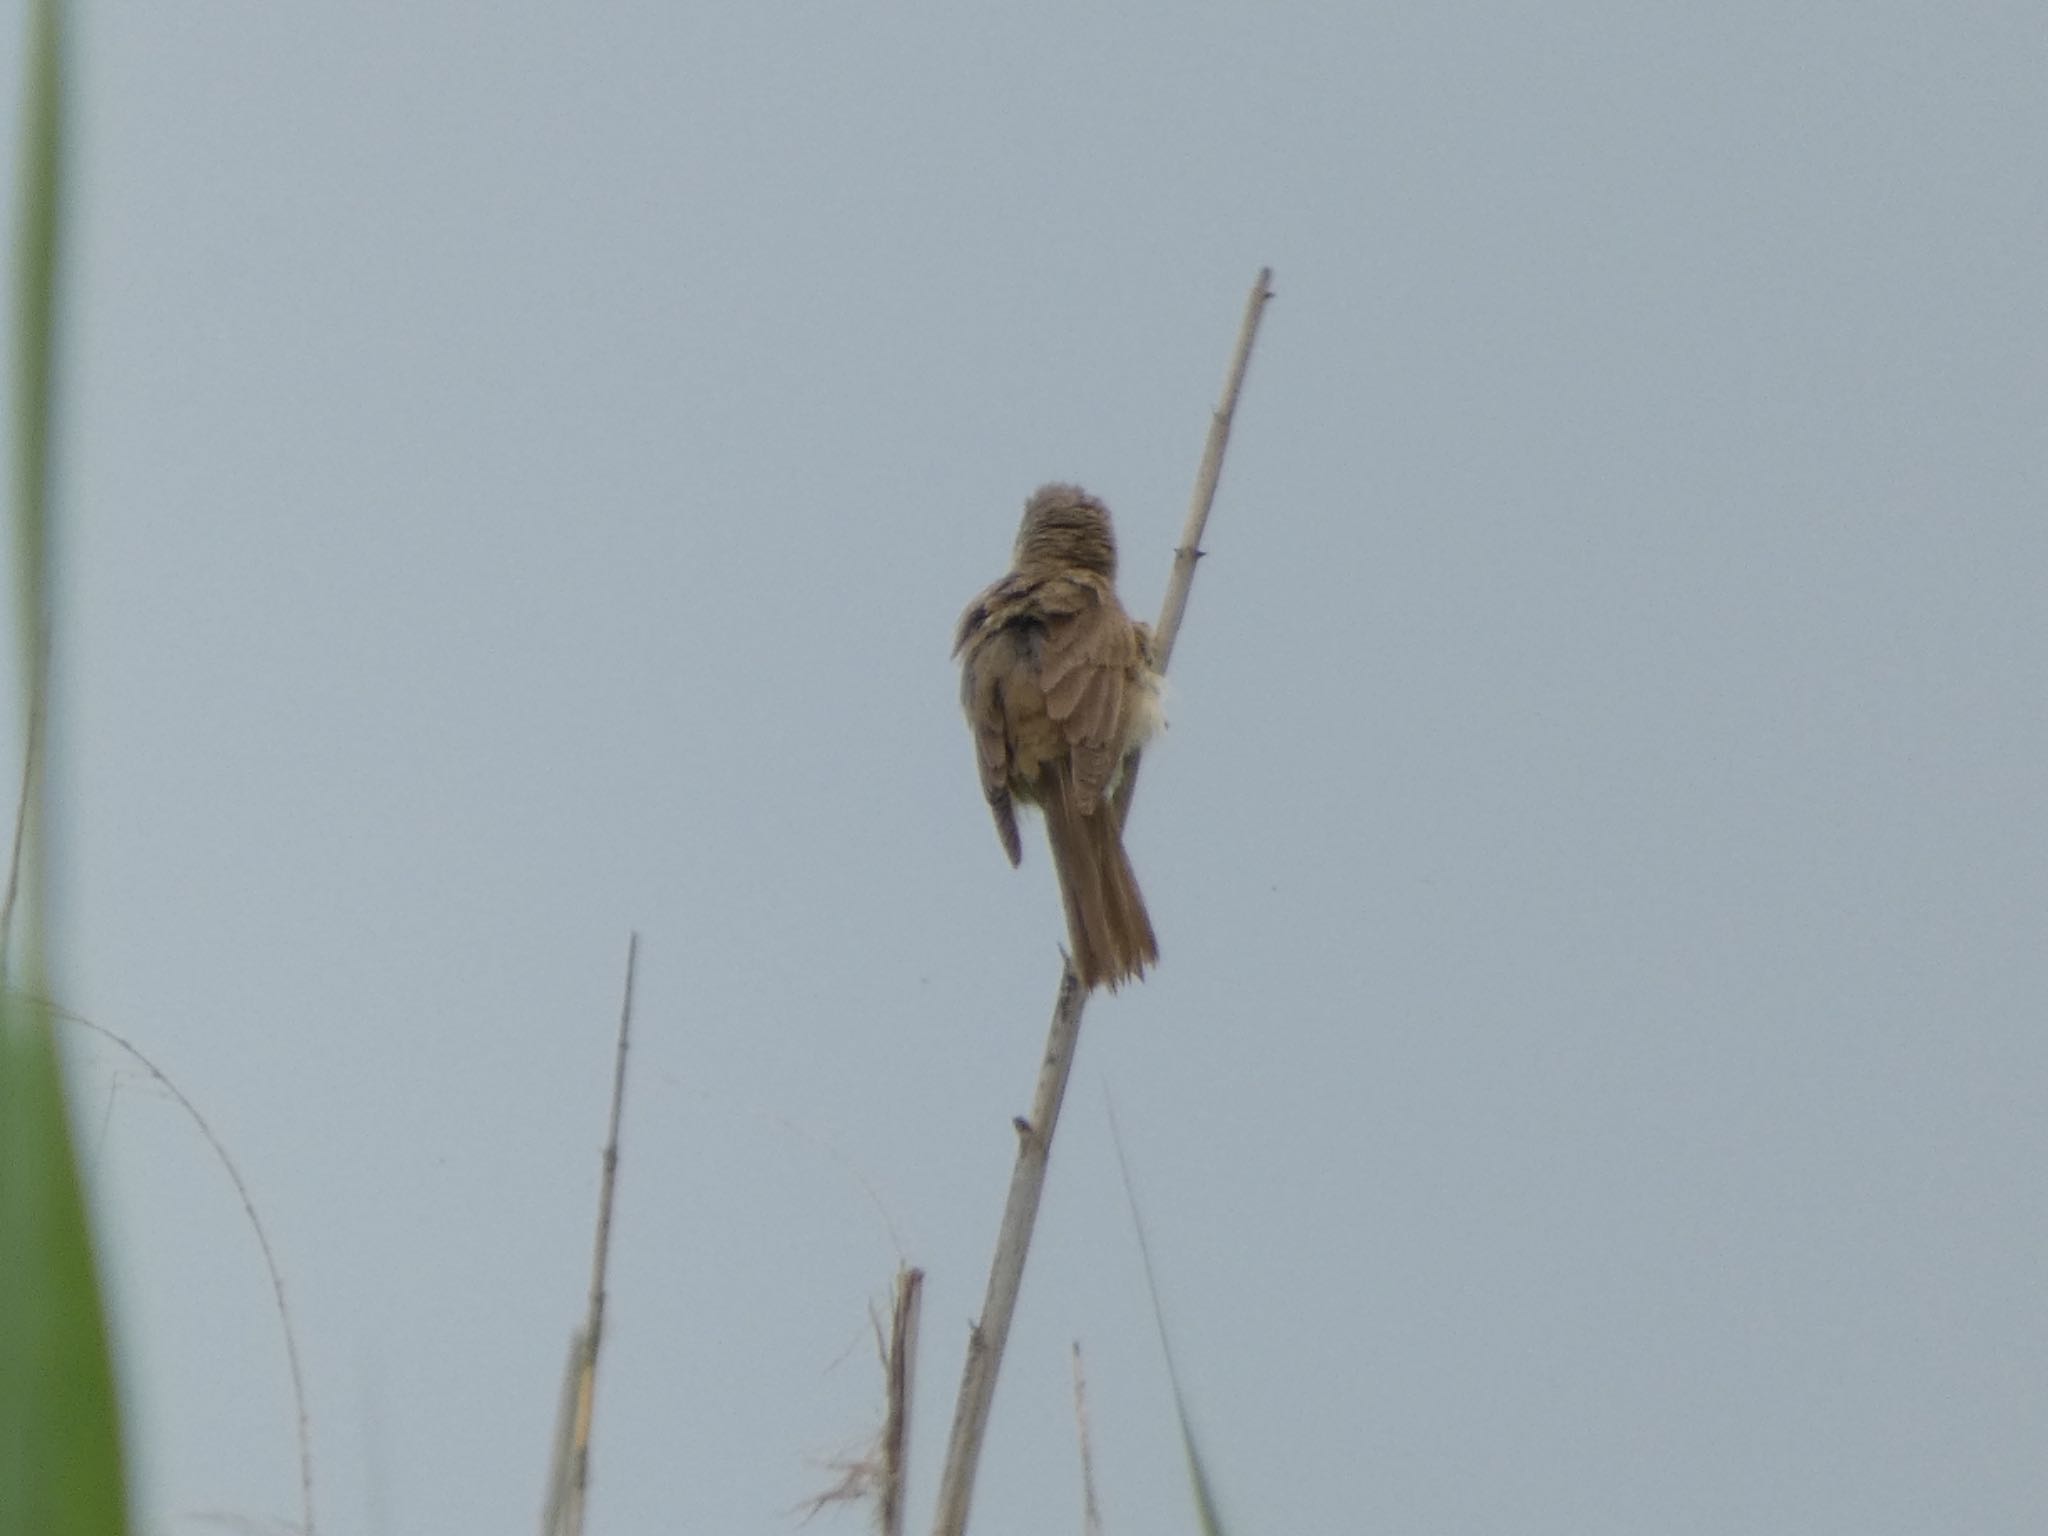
[1107, 1097, 1235, 1536]
[0, 5, 130, 1534]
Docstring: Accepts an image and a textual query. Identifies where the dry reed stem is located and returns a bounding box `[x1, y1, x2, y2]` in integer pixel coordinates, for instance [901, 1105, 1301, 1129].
[541, 1328, 588, 1536]
[879, 1265, 924, 1536]
[543, 932, 640, 1536]
[929, 268, 1275, 1536]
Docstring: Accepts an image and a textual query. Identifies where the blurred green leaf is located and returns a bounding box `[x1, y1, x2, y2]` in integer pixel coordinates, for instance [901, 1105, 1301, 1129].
[0, 4, 129, 1533]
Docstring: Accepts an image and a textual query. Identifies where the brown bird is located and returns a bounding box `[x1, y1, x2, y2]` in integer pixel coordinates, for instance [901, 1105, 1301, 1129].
[954, 484, 1163, 990]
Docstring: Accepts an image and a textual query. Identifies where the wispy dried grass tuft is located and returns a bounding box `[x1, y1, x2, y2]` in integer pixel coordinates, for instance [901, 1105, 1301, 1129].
[799, 1263, 923, 1534]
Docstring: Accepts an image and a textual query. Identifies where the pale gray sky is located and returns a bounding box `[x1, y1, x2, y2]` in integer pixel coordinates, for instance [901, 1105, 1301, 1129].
[5, 3, 2046, 1533]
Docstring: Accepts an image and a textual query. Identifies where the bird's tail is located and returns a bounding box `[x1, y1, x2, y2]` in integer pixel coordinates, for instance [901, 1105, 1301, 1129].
[1041, 770, 1158, 991]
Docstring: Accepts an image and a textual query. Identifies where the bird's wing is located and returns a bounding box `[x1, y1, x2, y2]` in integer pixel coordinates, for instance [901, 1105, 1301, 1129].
[958, 582, 1026, 865]
[1036, 576, 1137, 815]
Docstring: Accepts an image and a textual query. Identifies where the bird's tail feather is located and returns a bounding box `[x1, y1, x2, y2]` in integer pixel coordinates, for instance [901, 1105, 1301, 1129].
[1042, 770, 1157, 991]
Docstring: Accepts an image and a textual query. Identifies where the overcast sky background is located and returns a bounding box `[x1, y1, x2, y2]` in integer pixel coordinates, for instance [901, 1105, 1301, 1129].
[2, 3, 2045, 1533]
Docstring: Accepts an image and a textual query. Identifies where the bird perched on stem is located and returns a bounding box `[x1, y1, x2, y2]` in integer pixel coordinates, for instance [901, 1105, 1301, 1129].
[954, 484, 1164, 991]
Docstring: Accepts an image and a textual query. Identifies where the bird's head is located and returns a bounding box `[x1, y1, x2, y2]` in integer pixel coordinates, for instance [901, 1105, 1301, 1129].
[1012, 483, 1118, 580]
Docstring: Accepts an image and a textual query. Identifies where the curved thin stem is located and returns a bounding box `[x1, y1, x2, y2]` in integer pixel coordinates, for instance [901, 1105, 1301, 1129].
[47, 1001, 317, 1535]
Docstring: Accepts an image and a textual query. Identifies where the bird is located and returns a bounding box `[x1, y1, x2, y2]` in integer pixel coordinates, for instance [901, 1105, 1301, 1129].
[954, 483, 1163, 990]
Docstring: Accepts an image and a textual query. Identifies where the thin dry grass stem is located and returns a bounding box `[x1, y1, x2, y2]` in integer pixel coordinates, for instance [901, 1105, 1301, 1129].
[44, 1001, 316, 1536]
[726, 1098, 909, 1263]
[930, 268, 1275, 1536]
[879, 1265, 923, 1536]
[1071, 1343, 1104, 1536]
[1105, 1099, 1225, 1534]
[544, 932, 641, 1536]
